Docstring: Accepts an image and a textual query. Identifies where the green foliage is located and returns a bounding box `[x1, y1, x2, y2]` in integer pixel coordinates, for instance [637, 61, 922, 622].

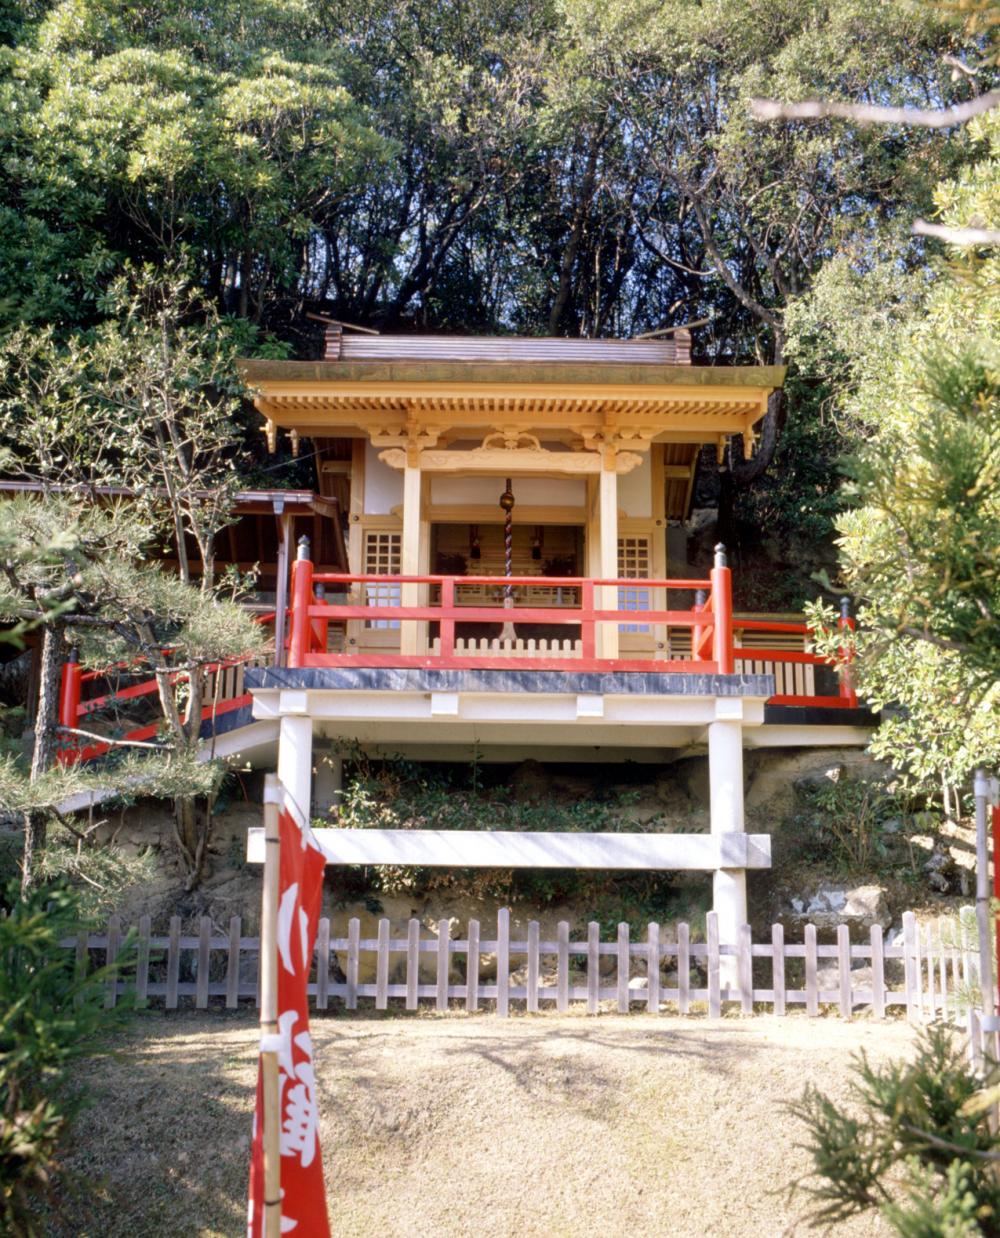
[0, 265, 260, 590]
[0, 0, 981, 580]
[332, 754, 687, 922]
[0, 880, 133, 1234]
[791, 774, 916, 875]
[0, 0, 390, 328]
[795, 96, 1000, 793]
[790, 1023, 1000, 1235]
[0, 493, 262, 885]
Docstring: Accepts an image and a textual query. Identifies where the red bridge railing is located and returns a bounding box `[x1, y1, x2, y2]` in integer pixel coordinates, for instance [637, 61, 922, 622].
[56, 613, 275, 765]
[56, 546, 859, 767]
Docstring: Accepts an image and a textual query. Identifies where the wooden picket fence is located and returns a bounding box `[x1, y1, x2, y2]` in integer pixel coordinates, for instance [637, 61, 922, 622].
[64, 905, 981, 1021]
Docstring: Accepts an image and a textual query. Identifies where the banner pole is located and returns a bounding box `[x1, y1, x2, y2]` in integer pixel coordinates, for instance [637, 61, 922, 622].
[261, 774, 282, 1238]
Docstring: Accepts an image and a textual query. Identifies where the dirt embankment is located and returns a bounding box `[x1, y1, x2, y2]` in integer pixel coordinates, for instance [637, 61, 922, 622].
[56, 1010, 912, 1237]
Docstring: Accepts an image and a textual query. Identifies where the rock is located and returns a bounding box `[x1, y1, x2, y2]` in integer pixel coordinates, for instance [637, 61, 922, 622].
[327, 896, 435, 984]
[815, 963, 875, 999]
[509, 759, 550, 802]
[793, 763, 845, 792]
[784, 883, 890, 930]
[617, 802, 665, 828]
[653, 770, 700, 818]
[744, 748, 887, 817]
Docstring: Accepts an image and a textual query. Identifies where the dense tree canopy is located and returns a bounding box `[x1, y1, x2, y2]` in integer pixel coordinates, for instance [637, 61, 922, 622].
[2, 0, 998, 807]
[0, 0, 980, 582]
[0, 0, 969, 347]
[803, 106, 1000, 792]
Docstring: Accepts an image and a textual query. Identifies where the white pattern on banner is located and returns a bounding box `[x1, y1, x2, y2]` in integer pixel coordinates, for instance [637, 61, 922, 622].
[277, 883, 301, 974]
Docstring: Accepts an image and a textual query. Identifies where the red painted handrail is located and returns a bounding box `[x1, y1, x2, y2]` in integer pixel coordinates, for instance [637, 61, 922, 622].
[57, 611, 276, 766]
[56, 553, 861, 766]
[285, 558, 724, 674]
[310, 572, 713, 589]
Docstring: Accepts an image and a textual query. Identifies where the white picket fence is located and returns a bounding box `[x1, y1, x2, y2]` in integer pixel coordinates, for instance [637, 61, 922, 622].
[63, 905, 981, 1021]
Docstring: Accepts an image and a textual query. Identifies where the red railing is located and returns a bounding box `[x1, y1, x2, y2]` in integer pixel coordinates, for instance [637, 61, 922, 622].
[285, 542, 856, 704]
[287, 563, 731, 674]
[55, 550, 859, 767]
[732, 601, 857, 709]
[57, 613, 275, 765]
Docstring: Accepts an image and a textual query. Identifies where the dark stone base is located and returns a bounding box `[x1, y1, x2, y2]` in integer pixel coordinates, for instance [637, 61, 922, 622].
[244, 666, 776, 698]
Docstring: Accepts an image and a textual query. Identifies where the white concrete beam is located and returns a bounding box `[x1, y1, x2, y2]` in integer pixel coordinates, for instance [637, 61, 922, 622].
[246, 827, 771, 871]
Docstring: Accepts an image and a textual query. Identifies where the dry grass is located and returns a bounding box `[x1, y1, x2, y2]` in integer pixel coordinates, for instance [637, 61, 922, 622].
[49, 1009, 916, 1237]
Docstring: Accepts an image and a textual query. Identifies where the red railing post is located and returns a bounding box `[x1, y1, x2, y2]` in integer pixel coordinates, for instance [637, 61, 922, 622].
[311, 582, 329, 656]
[57, 646, 82, 765]
[287, 536, 314, 669]
[837, 596, 858, 706]
[439, 577, 455, 657]
[692, 588, 707, 663]
[710, 544, 734, 674]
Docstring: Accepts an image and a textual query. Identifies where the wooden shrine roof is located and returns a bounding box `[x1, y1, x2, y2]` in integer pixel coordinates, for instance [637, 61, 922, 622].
[241, 345, 786, 447]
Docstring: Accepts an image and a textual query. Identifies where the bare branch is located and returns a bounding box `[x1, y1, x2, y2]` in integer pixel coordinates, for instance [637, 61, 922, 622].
[942, 54, 980, 80]
[750, 90, 1000, 130]
[912, 218, 1000, 246]
[57, 725, 167, 751]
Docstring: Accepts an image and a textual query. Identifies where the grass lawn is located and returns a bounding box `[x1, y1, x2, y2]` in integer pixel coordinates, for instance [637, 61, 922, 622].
[46, 1009, 915, 1237]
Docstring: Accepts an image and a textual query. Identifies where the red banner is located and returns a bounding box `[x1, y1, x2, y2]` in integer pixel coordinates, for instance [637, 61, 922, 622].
[248, 802, 330, 1236]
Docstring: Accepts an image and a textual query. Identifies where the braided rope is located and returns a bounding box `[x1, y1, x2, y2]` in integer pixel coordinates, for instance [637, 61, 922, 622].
[504, 508, 513, 602]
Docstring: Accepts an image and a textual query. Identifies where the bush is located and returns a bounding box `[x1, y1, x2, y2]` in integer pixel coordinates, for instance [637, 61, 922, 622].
[790, 1022, 1000, 1235]
[331, 754, 693, 926]
[790, 775, 917, 875]
[0, 880, 132, 1234]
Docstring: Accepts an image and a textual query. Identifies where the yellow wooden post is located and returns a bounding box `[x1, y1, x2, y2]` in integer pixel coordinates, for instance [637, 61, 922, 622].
[400, 452, 423, 655]
[598, 447, 619, 660]
[650, 444, 668, 659]
[346, 439, 366, 652]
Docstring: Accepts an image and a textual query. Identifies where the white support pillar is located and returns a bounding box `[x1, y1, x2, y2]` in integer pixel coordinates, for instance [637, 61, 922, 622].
[598, 448, 619, 660]
[313, 754, 344, 817]
[400, 457, 423, 655]
[709, 714, 747, 990]
[277, 713, 314, 824]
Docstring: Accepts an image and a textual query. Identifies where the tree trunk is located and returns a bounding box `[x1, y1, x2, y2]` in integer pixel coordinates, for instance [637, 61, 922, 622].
[174, 795, 199, 870]
[21, 811, 46, 895]
[24, 622, 63, 890]
[171, 666, 211, 889]
[716, 342, 787, 550]
[30, 622, 63, 781]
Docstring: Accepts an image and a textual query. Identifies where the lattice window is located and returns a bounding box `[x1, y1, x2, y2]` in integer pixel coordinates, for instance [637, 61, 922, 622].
[363, 530, 401, 629]
[617, 536, 651, 632]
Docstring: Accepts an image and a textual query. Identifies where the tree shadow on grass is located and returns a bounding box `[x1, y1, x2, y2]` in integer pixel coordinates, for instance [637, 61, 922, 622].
[43, 1011, 258, 1238]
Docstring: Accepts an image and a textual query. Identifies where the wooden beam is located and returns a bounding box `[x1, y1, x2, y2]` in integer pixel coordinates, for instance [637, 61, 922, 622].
[246, 827, 772, 870]
[377, 447, 644, 476]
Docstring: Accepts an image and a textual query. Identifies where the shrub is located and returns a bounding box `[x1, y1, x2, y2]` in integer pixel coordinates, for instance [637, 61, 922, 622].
[0, 880, 132, 1234]
[790, 1022, 1000, 1235]
[790, 775, 917, 875]
[331, 754, 690, 924]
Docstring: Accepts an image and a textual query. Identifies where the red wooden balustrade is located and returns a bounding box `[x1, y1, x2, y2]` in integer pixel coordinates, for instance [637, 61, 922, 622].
[55, 550, 860, 767]
[283, 541, 857, 705]
[56, 612, 275, 766]
[287, 563, 727, 673]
